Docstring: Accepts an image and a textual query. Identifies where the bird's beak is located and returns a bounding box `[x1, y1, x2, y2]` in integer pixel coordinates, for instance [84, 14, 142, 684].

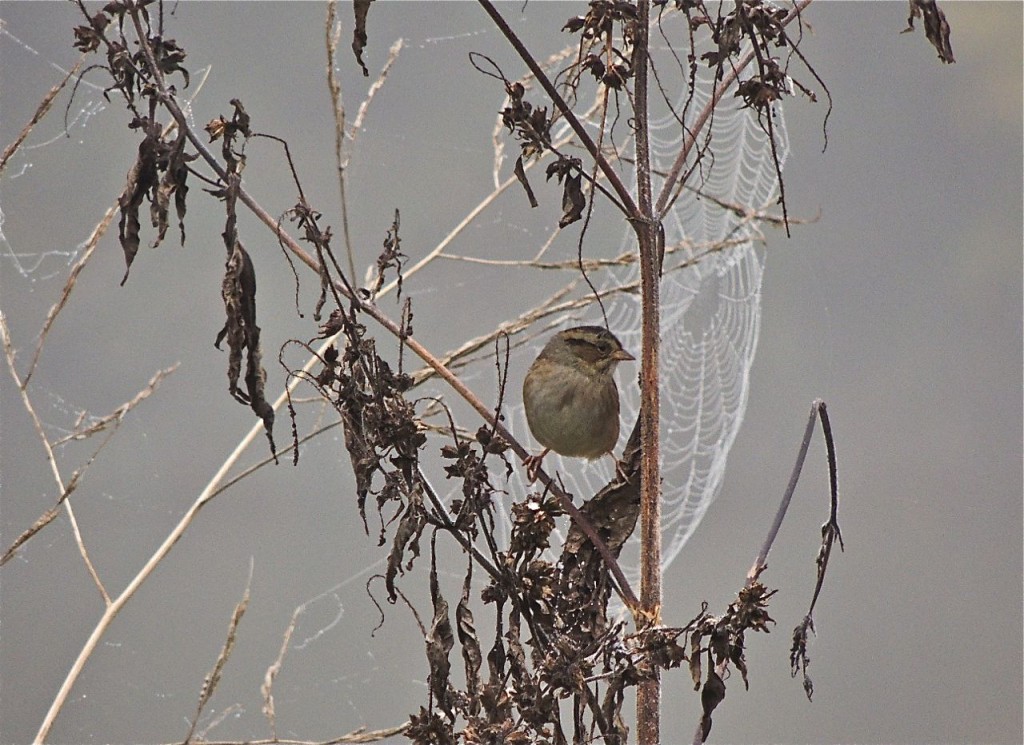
[613, 349, 635, 362]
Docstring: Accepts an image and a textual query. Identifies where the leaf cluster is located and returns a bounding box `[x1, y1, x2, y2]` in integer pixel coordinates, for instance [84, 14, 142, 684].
[563, 1, 640, 90]
[74, 1, 279, 453]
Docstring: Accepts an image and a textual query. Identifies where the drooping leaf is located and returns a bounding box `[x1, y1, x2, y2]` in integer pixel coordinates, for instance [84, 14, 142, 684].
[903, 0, 955, 64]
[352, 0, 372, 76]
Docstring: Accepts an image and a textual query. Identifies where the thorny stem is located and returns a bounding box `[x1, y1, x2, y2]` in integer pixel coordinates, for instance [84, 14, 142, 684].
[631, 1, 664, 742]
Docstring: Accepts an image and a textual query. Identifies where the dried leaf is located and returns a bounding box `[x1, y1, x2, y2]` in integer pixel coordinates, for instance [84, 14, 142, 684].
[425, 543, 455, 720]
[117, 118, 161, 285]
[456, 568, 482, 716]
[699, 668, 726, 742]
[73, 12, 110, 53]
[903, 0, 955, 64]
[513, 155, 538, 209]
[369, 209, 405, 299]
[215, 240, 276, 456]
[406, 706, 455, 744]
[385, 484, 426, 601]
[352, 0, 372, 76]
[545, 157, 586, 228]
[501, 81, 552, 160]
[150, 36, 190, 87]
[790, 614, 815, 700]
[151, 130, 191, 248]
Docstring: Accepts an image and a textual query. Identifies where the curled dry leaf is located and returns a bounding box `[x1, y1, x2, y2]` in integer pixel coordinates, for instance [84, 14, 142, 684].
[426, 542, 455, 721]
[215, 240, 276, 456]
[352, 0, 372, 76]
[903, 0, 955, 64]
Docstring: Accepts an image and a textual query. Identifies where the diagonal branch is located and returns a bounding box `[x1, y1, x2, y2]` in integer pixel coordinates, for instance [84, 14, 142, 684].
[654, 0, 814, 220]
[1, 312, 109, 604]
[477, 0, 639, 218]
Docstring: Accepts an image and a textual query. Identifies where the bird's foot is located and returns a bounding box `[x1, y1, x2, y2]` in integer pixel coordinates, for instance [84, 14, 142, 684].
[524, 449, 550, 483]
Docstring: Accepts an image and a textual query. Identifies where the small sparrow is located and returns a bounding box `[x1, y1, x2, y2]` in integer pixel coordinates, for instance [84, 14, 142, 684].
[522, 325, 634, 482]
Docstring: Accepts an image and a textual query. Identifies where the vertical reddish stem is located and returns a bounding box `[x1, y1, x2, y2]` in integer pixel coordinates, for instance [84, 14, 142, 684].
[632, 1, 662, 743]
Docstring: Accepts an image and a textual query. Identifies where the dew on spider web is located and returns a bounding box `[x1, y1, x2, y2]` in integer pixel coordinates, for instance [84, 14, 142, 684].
[467, 62, 789, 581]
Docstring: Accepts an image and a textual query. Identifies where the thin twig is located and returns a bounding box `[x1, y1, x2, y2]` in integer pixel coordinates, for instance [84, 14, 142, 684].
[324, 1, 355, 281]
[183, 561, 253, 744]
[25, 206, 117, 386]
[0, 57, 84, 175]
[1, 312, 110, 604]
[477, 0, 639, 219]
[326, 2, 402, 283]
[748, 399, 829, 583]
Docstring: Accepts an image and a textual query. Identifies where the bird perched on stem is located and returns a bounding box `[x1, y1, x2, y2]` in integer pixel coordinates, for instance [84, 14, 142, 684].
[522, 325, 634, 482]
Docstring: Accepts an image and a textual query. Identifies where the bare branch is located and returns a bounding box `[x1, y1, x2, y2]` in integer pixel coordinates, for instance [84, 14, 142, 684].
[0, 56, 84, 175]
[183, 562, 253, 744]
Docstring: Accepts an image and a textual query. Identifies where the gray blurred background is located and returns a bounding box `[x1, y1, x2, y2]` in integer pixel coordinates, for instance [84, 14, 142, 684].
[1, 3, 1021, 744]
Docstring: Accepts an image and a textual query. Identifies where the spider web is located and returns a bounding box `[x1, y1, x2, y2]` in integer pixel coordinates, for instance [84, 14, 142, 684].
[489, 51, 789, 582]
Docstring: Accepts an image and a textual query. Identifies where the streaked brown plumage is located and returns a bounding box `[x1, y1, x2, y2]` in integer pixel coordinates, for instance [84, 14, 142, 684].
[522, 325, 634, 481]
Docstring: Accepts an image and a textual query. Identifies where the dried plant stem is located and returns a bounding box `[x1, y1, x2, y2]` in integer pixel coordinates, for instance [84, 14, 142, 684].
[1, 313, 110, 605]
[749, 399, 836, 585]
[0, 56, 84, 175]
[630, 1, 665, 742]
